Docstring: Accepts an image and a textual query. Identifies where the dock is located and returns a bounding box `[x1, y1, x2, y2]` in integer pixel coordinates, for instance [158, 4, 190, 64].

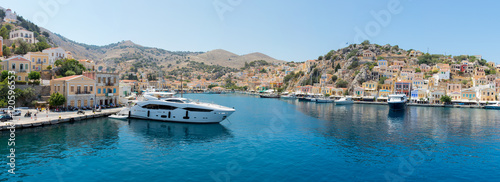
[353, 101, 484, 109]
[0, 108, 122, 130]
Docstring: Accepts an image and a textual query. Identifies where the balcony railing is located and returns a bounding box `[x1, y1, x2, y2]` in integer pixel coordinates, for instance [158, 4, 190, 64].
[75, 91, 91, 94]
[106, 82, 115, 86]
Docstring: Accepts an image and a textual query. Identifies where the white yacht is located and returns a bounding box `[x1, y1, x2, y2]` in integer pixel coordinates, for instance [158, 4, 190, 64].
[335, 97, 354, 105]
[142, 91, 176, 101]
[129, 98, 235, 123]
[388, 94, 407, 110]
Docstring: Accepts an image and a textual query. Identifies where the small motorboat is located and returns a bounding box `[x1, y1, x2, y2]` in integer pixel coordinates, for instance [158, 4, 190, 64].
[109, 108, 130, 120]
[335, 97, 354, 105]
[109, 113, 129, 120]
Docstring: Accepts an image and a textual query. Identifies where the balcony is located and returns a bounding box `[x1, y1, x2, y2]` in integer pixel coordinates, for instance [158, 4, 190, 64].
[75, 91, 91, 94]
[106, 82, 115, 86]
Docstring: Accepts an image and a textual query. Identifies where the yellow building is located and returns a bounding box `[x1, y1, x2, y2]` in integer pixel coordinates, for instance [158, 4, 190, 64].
[83, 72, 120, 105]
[380, 83, 393, 92]
[24, 52, 50, 71]
[50, 75, 96, 108]
[0, 55, 31, 81]
[362, 80, 378, 96]
[461, 89, 477, 101]
[480, 88, 496, 102]
[331, 88, 345, 96]
[321, 87, 334, 95]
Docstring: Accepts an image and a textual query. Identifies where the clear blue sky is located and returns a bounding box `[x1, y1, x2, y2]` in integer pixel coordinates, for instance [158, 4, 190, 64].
[2, 0, 500, 63]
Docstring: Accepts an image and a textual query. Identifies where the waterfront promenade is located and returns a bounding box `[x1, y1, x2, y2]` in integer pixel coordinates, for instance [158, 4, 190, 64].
[0, 108, 122, 130]
[354, 101, 484, 108]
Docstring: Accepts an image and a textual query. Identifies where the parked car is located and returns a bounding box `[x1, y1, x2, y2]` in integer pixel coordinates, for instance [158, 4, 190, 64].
[0, 115, 13, 122]
[12, 109, 21, 116]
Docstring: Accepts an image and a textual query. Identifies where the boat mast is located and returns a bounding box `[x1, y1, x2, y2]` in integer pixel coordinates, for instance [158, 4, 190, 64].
[180, 72, 183, 98]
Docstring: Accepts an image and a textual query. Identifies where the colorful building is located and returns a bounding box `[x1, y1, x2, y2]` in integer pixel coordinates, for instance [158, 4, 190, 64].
[394, 81, 412, 96]
[50, 75, 96, 108]
[24, 52, 50, 71]
[0, 55, 31, 81]
[83, 71, 120, 106]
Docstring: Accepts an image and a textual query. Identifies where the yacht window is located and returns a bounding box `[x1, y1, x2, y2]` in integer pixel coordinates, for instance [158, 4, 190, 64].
[166, 99, 184, 103]
[142, 104, 159, 109]
[183, 107, 213, 112]
[158, 105, 177, 110]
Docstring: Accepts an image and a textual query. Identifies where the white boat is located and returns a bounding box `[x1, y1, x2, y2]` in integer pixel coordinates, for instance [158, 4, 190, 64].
[129, 98, 235, 123]
[335, 97, 353, 105]
[280, 92, 296, 99]
[485, 102, 500, 109]
[109, 114, 129, 120]
[280, 95, 296, 99]
[142, 91, 176, 101]
[316, 97, 333, 103]
[388, 94, 407, 110]
[109, 108, 130, 120]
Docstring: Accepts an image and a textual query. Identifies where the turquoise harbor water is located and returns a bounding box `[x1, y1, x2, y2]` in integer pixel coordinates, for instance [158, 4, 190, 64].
[2, 94, 500, 181]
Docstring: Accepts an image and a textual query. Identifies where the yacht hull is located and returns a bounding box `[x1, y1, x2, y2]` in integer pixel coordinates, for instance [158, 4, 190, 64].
[388, 102, 406, 110]
[130, 106, 234, 124]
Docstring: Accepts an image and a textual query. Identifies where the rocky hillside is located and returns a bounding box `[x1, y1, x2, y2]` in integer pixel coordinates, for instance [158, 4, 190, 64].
[286, 42, 409, 93]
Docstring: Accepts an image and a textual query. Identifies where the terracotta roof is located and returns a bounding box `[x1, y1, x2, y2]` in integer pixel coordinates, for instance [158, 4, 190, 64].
[52, 75, 83, 81]
[43, 47, 62, 51]
[6, 56, 30, 62]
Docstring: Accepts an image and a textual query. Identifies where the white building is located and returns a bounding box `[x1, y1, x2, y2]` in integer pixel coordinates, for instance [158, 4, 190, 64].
[42, 47, 68, 65]
[437, 69, 450, 80]
[3, 9, 17, 23]
[9, 29, 37, 44]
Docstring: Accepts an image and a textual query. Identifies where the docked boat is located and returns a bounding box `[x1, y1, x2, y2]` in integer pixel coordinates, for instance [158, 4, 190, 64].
[280, 95, 296, 99]
[316, 97, 334, 103]
[335, 97, 353, 105]
[260, 90, 280, 98]
[109, 114, 129, 120]
[484, 102, 500, 109]
[280, 92, 296, 99]
[129, 97, 235, 123]
[109, 108, 130, 120]
[260, 94, 280, 98]
[388, 94, 408, 110]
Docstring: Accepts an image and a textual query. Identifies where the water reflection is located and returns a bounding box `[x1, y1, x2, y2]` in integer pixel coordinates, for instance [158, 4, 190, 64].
[126, 119, 232, 144]
[283, 100, 500, 162]
[0, 118, 120, 180]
